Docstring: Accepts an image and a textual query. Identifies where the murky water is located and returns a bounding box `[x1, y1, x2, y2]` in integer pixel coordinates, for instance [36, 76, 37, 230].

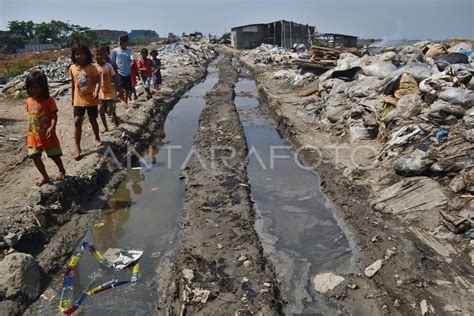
[234, 73, 361, 315]
[28, 56, 221, 315]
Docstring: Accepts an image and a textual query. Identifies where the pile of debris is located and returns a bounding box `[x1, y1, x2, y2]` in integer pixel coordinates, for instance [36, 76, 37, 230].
[2, 56, 71, 97]
[243, 44, 300, 65]
[293, 40, 474, 237]
[294, 46, 360, 71]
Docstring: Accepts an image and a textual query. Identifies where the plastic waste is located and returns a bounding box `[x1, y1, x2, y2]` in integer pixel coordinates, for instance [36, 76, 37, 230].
[425, 44, 447, 58]
[362, 61, 397, 78]
[331, 66, 363, 82]
[438, 87, 474, 107]
[394, 149, 434, 176]
[434, 53, 469, 71]
[336, 53, 362, 70]
[448, 42, 472, 54]
[435, 130, 449, 139]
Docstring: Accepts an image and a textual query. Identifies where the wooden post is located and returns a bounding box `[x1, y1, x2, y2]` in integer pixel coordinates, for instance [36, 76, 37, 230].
[280, 21, 283, 48]
[274, 22, 276, 46]
[289, 21, 292, 48]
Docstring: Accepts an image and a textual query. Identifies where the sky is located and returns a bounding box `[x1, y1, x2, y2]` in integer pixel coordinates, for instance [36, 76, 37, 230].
[0, 0, 473, 40]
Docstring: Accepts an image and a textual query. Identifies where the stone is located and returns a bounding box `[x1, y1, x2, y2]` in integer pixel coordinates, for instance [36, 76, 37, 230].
[192, 288, 211, 304]
[0, 252, 41, 300]
[3, 232, 18, 247]
[182, 269, 194, 282]
[420, 299, 434, 315]
[364, 259, 384, 278]
[312, 272, 345, 294]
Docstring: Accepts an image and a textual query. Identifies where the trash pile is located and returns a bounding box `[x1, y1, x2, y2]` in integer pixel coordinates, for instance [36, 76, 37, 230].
[243, 44, 300, 65]
[294, 40, 474, 236]
[2, 56, 71, 97]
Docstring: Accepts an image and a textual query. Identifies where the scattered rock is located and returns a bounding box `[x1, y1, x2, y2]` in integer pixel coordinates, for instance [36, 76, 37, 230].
[312, 272, 345, 294]
[3, 232, 19, 247]
[364, 259, 384, 278]
[191, 288, 211, 304]
[420, 299, 434, 315]
[183, 269, 194, 283]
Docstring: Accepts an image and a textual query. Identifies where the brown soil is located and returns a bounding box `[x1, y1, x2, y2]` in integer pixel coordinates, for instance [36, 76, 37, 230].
[167, 51, 282, 315]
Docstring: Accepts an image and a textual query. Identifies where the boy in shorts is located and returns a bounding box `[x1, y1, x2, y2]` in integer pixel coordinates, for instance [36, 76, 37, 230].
[111, 35, 133, 107]
[95, 48, 119, 131]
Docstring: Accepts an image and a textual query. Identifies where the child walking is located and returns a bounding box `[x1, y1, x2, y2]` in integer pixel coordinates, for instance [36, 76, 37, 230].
[137, 48, 153, 99]
[111, 35, 133, 107]
[25, 71, 66, 186]
[95, 48, 119, 132]
[130, 57, 139, 101]
[69, 44, 101, 160]
[150, 49, 162, 93]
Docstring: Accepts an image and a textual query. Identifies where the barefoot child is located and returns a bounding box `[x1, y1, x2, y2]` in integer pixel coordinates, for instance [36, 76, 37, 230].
[111, 35, 133, 107]
[137, 48, 153, 99]
[25, 71, 66, 186]
[95, 48, 119, 132]
[69, 44, 101, 160]
[150, 49, 162, 92]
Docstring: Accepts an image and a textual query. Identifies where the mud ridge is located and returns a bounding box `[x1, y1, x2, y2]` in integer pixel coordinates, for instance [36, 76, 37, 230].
[167, 51, 283, 315]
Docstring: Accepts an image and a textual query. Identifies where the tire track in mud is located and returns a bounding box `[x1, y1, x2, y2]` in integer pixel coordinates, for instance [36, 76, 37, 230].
[167, 52, 282, 315]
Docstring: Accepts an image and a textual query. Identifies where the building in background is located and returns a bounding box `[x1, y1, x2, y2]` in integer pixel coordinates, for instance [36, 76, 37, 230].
[231, 20, 315, 49]
[129, 30, 159, 39]
[96, 29, 128, 41]
[315, 33, 358, 48]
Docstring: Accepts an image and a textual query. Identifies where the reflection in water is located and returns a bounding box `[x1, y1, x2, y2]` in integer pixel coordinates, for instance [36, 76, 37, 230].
[235, 76, 360, 315]
[28, 56, 222, 315]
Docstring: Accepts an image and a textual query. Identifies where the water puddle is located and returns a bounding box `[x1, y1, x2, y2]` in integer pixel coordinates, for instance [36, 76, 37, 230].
[28, 56, 221, 315]
[234, 72, 361, 315]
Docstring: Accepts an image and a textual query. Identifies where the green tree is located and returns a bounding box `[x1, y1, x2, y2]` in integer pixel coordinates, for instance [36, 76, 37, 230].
[0, 34, 26, 53]
[7, 20, 35, 40]
[221, 32, 231, 41]
[68, 29, 101, 47]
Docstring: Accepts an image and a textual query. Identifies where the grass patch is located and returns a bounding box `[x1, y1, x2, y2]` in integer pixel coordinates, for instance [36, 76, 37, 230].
[1, 58, 48, 78]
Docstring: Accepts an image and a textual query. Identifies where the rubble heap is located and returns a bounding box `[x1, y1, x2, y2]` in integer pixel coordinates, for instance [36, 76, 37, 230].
[158, 41, 216, 69]
[2, 56, 71, 97]
[243, 44, 301, 65]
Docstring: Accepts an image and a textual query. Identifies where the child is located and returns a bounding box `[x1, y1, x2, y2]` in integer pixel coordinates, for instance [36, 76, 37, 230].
[95, 48, 119, 132]
[69, 44, 101, 160]
[25, 71, 66, 186]
[150, 49, 162, 92]
[130, 57, 139, 101]
[101, 45, 118, 74]
[137, 48, 153, 99]
[111, 35, 133, 107]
